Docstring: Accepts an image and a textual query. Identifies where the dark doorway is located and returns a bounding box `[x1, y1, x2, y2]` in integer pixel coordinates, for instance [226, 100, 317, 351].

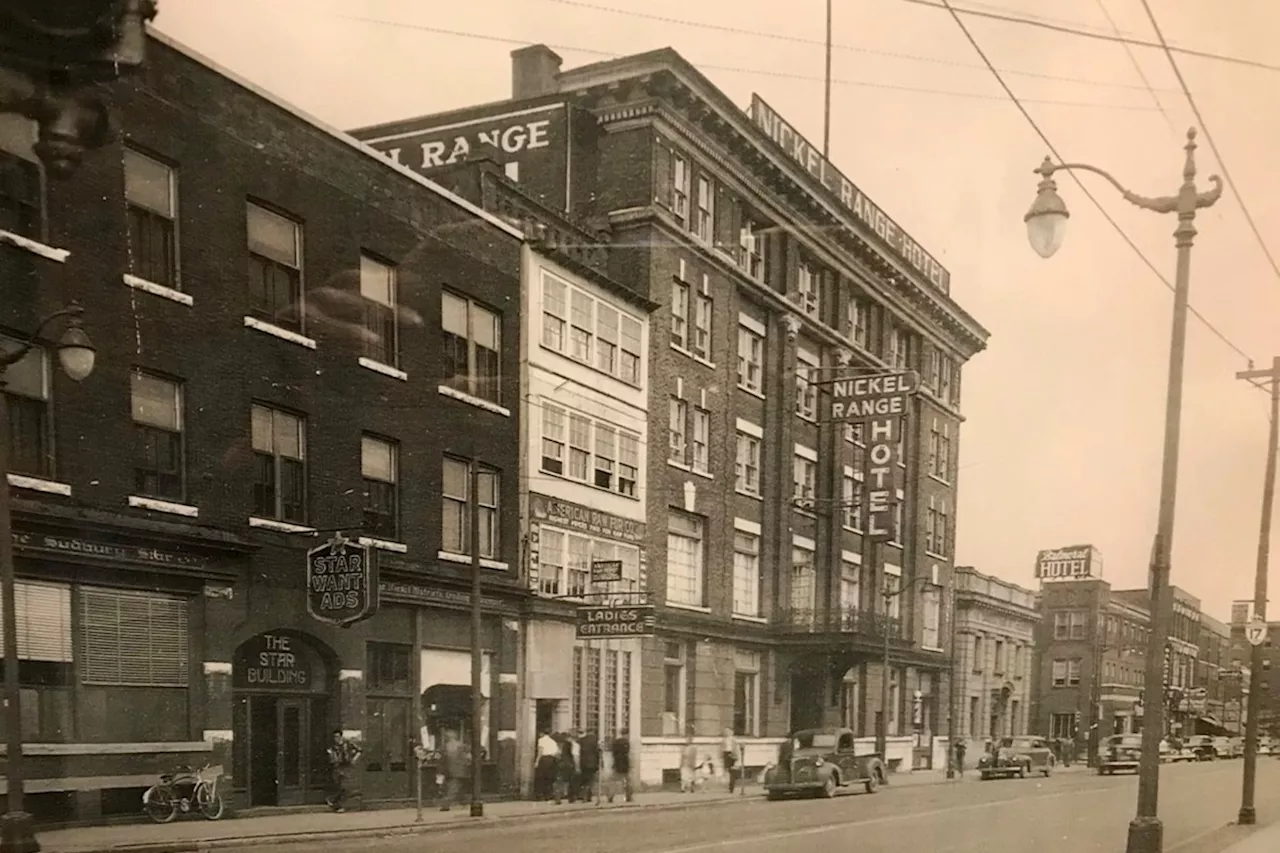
[249, 697, 280, 806]
[789, 673, 823, 731]
[535, 699, 556, 735]
[242, 695, 330, 807]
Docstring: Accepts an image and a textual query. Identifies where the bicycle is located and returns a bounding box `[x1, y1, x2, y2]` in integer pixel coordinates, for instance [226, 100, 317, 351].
[142, 763, 225, 823]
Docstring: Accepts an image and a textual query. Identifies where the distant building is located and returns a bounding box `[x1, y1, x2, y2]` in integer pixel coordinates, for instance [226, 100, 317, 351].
[952, 567, 1038, 751]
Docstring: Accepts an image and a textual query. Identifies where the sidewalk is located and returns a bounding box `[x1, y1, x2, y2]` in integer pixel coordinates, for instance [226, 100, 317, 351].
[1221, 819, 1280, 853]
[39, 767, 1005, 853]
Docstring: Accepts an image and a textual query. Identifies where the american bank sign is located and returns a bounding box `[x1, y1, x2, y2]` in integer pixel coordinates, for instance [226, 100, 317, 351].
[749, 95, 950, 294]
[1035, 545, 1102, 582]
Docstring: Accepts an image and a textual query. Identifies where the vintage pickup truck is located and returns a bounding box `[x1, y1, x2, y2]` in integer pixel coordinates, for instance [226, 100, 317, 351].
[763, 727, 887, 800]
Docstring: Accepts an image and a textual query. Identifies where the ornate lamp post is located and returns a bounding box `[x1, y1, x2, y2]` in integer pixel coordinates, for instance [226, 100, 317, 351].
[0, 304, 95, 853]
[1024, 128, 1223, 853]
[0, 0, 158, 178]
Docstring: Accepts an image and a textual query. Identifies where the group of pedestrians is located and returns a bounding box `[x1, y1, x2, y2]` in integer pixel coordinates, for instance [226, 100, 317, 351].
[534, 728, 633, 804]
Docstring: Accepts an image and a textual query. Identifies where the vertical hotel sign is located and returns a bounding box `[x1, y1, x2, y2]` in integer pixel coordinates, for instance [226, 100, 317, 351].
[749, 95, 950, 294]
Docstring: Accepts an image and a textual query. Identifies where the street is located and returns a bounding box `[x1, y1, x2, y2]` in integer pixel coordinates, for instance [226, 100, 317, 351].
[206, 760, 1280, 853]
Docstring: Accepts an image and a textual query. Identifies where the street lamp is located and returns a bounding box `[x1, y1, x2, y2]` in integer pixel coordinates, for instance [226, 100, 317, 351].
[1024, 128, 1223, 853]
[0, 303, 95, 853]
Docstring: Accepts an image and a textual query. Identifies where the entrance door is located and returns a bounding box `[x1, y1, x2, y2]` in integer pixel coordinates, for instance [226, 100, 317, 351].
[277, 699, 309, 807]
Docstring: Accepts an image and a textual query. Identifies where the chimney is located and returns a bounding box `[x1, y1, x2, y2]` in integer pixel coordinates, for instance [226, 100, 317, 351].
[511, 44, 563, 100]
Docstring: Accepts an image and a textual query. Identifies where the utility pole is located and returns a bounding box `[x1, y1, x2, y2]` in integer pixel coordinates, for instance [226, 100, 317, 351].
[470, 460, 485, 818]
[1235, 356, 1280, 826]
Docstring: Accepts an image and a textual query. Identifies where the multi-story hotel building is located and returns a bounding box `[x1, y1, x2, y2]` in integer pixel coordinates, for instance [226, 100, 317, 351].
[951, 567, 1038, 752]
[353, 44, 989, 783]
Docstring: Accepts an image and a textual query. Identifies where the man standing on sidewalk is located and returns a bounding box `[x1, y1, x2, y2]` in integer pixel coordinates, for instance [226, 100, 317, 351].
[607, 729, 632, 803]
[954, 740, 966, 778]
[438, 728, 470, 811]
[326, 729, 361, 813]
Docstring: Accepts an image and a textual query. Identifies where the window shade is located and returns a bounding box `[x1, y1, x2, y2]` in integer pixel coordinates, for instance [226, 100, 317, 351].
[81, 587, 189, 686]
[0, 581, 71, 662]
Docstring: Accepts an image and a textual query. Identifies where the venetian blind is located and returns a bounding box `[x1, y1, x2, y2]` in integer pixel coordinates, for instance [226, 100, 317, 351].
[0, 581, 72, 662]
[81, 587, 189, 686]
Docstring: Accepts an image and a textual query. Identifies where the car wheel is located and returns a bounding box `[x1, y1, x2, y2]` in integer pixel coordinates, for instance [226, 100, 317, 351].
[979, 771, 990, 781]
[1018, 764, 1027, 779]
[822, 774, 838, 798]
[1043, 763, 1052, 777]
[766, 791, 783, 801]
[865, 768, 880, 794]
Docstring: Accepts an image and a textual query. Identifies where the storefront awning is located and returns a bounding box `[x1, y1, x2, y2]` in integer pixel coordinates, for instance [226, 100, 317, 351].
[423, 684, 478, 718]
[1196, 715, 1229, 735]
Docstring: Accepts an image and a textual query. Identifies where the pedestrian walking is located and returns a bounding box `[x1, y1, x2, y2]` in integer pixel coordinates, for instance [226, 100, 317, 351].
[721, 729, 742, 794]
[535, 729, 559, 801]
[325, 729, 361, 813]
[438, 728, 470, 811]
[554, 733, 578, 804]
[954, 740, 966, 777]
[679, 733, 700, 793]
[578, 729, 601, 803]
[607, 729, 633, 803]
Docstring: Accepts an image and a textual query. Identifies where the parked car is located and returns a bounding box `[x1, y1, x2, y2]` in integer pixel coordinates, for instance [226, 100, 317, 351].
[1211, 737, 1240, 759]
[1159, 738, 1196, 763]
[1100, 735, 1143, 774]
[1183, 735, 1217, 761]
[977, 736, 1055, 780]
[763, 727, 887, 800]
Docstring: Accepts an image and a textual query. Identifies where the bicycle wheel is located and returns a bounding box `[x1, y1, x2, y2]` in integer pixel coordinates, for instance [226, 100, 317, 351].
[143, 786, 178, 824]
[196, 783, 224, 821]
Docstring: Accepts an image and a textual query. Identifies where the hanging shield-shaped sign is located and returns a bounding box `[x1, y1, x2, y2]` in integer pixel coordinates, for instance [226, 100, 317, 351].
[306, 533, 377, 627]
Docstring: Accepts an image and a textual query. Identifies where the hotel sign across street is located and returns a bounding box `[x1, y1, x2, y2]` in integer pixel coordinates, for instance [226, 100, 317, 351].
[1034, 545, 1101, 581]
[750, 95, 951, 294]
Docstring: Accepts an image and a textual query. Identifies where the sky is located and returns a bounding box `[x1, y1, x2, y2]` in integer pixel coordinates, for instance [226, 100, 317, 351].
[151, 0, 1280, 621]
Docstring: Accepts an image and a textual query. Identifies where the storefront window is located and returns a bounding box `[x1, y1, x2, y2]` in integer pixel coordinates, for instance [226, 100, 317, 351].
[0, 581, 72, 742]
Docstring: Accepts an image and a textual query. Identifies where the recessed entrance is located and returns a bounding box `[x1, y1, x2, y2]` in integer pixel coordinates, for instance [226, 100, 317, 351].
[233, 630, 334, 807]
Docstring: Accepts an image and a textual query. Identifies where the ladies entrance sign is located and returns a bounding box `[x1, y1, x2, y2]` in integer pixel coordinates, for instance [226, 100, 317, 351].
[307, 533, 378, 627]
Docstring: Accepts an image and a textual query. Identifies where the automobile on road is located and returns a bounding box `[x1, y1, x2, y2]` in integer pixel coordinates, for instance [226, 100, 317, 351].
[1099, 735, 1143, 775]
[762, 727, 886, 800]
[977, 736, 1055, 780]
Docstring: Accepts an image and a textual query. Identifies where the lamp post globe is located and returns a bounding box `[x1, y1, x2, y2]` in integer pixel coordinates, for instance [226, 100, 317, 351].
[1025, 157, 1070, 259]
[56, 318, 95, 382]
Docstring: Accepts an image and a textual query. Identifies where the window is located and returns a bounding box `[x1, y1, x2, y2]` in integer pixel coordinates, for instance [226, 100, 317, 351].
[1, 338, 50, 478]
[892, 499, 904, 544]
[360, 255, 398, 367]
[1051, 659, 1082, 687]
[847, 295, 870, 348]
[365, 642, 412, 774]
[441, 291, 501, 404]
[663, 641, 686, 726]
[846, 422, 867, 470]
[124, 148, 178, 288]
[842, 469, 862, 530]
[671, 154, 690, 222]
[973, 636, 983, 672]
[793, 453, 816, 506]
[538, 530, 640, 597]
[0, 151, 39, 238]
[735, 432, 761, 495]
[251, 404, 306, 523]
[797, 262, 819, 317]
[733, 650, 760, 736]
[0, 581, 72, 742]
[366, 642, 412, 693]
[732, 531, 761, 617]
[246, 202, 302, 331]
[441, 458, 499, 559]
[1050, 713, 1075, 739]
[542, 273, 567, 351]
[541, 405, 565, 474]
[691, 408, 710, 474]
[671, 279, 689, 351]
[131, 371, 184, 501]
[739, 220, 766, 281]
[571, 646, 628, 740]
[362, 435, 399, 540]
[694, 175, 714, 242]
[596, 303, 619, 374]
[887, 325, 910, 370]
[926, 497, 949, 556]
[929, 419, 953, 481]
[666, 511, 705, 606]
[884, 572, 901, 620]
[1054, 611, 1087, 640]
[795, 353, 817, 419]
[594, 425, 616, 489]
[737, 323, 764, 393]
[81, 587, 188, 687]
[569, 413, 591, 479]
[618, 432, 640, 497]
[620, 314, 642, 385]
[939, 357, 955, 404]
[669, 397, 688, 464]
[840, 560, 861, 614]
[994, 640, 1005, 674]
[692, 277, 712, 360]
[791, 546, 815, 622]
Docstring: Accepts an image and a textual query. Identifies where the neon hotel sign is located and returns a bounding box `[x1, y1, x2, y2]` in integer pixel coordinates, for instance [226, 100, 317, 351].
[750, 95, 950, 294]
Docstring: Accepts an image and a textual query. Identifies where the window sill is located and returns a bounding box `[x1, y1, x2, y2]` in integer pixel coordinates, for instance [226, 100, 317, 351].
[358, 357, 407, 381]
[244, 316, 317, 349]
[732, 614, 768, 625]
[929, 474, 953, 487]
[124, 273, 192, 306]
[6, 474, 71, 496]
[796, 413, 818, 424]
[437, 385, 512, 417]
[437, 550, 508, 570]
[842, 525, 864, 535]
[921, 645, 945, 654]
[735, 489, 762, 501]
[737, 384, 765, 400]
[689, 468, 713, 481]
[0, 229, 69, 263]
[129, 495, 199, 518]
[665, 601, 711, 614]
[358, 535, 408, 553]
[668, 460, 691, 474]
[249, 516, 316, 534]
[538, 343, 644, 390]
[669, 343, 715, 371]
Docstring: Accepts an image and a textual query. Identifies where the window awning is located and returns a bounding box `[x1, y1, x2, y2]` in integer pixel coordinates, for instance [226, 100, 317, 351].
[1195, 715, 1229, 735]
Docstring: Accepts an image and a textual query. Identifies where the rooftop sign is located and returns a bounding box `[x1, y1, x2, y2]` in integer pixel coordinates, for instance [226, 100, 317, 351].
[1035, 545, 1102, 582]
[749, 95, 951, 294]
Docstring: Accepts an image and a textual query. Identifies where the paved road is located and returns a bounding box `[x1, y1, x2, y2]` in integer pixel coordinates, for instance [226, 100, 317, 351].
[219, 760, 1280, 853]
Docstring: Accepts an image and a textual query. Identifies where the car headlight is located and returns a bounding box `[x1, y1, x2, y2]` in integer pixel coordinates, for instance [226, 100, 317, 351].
[814, 758, 824, 767]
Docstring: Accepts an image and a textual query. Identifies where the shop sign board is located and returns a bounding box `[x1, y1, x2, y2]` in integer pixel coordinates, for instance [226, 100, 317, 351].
[529, 493, 646, 543]
[306, 534, 378, 627]
[575, 604, 656, 639]
[233, 633, 320, 691]
[591, 559, 623, 583]
[1035, 545, 1101, 582]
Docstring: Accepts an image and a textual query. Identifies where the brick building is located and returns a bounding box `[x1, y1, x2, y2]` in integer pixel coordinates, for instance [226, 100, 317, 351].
[1197, 614, 1233, 733]
[951, 566, 1038, 753]
[353, 44, 989, 781]
[1, 32, 529, 822]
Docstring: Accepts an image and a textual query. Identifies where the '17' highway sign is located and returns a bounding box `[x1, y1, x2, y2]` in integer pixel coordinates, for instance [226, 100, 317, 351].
[1246, 616, 1268, 647]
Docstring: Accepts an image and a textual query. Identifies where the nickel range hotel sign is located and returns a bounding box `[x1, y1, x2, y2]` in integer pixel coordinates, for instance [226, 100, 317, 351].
[749, 95, 951, 294]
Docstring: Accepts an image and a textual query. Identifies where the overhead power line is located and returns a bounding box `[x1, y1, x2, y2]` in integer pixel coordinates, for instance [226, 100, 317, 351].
[534, 0, 1184, 94]
[935, 0, 1255, 364]
[338, 14, 1160, 111]
[904, 0, 1280, 75]
[1094, 0, 1175, 134]
[1138, 0, 1280, 288]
